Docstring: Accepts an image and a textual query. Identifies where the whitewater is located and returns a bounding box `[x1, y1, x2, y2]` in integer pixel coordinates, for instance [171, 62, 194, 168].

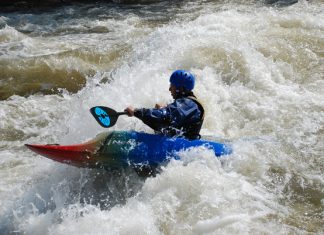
[0, 0, 323, 234]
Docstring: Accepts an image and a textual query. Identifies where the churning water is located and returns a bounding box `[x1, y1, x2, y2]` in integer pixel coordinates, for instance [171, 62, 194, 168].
[0, 0, 323, 234]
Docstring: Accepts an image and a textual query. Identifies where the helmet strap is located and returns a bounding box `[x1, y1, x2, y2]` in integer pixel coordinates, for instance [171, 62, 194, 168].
[175, 87, 192, 99]
[175, 87, 184, 95]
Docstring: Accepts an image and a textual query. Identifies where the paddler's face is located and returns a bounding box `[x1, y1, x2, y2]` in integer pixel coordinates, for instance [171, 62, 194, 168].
[169, 84, 177, 99]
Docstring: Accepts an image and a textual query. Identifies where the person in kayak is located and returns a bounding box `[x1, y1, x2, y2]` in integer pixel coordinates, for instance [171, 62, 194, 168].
[125, 70, 205, 140]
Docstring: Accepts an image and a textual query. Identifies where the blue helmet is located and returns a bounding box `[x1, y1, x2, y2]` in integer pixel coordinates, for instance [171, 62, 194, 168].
[169, 70, 195, 91]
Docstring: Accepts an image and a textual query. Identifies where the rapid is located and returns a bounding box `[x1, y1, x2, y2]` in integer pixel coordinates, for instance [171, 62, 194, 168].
[0, 0, 323, 234]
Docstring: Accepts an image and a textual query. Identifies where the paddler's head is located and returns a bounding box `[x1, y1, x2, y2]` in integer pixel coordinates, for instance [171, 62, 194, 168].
[169, 70, 195, 99]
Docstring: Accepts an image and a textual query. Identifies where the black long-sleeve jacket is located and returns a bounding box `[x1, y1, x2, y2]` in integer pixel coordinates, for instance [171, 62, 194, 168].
[134, 96, 204, 140]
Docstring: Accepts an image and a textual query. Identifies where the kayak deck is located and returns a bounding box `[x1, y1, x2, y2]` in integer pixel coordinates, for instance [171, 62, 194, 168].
[25, 131, 232, 169]
[25, 132, 108, 168]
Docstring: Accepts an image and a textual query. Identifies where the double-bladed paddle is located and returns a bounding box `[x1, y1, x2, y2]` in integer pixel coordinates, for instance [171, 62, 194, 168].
[90, 106, 127, 128]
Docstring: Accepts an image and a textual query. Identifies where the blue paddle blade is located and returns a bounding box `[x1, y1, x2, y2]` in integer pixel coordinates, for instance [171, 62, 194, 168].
[90, 106, 119, 128]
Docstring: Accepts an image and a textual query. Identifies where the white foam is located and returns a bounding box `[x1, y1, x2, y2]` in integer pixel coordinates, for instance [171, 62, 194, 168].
[1, 1, 323, 234]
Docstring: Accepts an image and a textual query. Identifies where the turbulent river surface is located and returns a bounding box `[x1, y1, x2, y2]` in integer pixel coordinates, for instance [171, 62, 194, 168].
[0, 0, 323, 234]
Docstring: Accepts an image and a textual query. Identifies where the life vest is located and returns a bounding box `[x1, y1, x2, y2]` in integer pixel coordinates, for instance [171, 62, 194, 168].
[182, 95, 205, 140]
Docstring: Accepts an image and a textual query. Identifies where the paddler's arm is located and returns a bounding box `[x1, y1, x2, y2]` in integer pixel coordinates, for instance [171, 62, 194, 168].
[125, 106, 170, 131]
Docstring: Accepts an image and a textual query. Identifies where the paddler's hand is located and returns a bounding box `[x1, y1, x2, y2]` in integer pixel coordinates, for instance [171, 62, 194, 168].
[125, 106, 135, 117]
[155, 103, 166, 109]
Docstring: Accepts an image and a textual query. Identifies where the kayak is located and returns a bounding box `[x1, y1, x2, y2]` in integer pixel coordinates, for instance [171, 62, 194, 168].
[25, 131, 232, 169]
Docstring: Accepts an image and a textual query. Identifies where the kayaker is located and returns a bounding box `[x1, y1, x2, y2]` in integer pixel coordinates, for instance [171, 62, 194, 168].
[125, 70, 204, 140]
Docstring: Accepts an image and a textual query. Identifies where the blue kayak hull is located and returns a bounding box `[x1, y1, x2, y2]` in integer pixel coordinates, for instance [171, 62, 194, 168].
[99, 131, 232, 167]
[26, 131, 232, 169]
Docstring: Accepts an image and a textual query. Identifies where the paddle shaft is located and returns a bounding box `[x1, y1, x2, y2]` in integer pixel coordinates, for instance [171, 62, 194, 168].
[116, 111, 128, 116]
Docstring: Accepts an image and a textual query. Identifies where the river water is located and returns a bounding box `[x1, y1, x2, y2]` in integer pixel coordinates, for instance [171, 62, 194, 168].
[0, 0, 323, 234]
